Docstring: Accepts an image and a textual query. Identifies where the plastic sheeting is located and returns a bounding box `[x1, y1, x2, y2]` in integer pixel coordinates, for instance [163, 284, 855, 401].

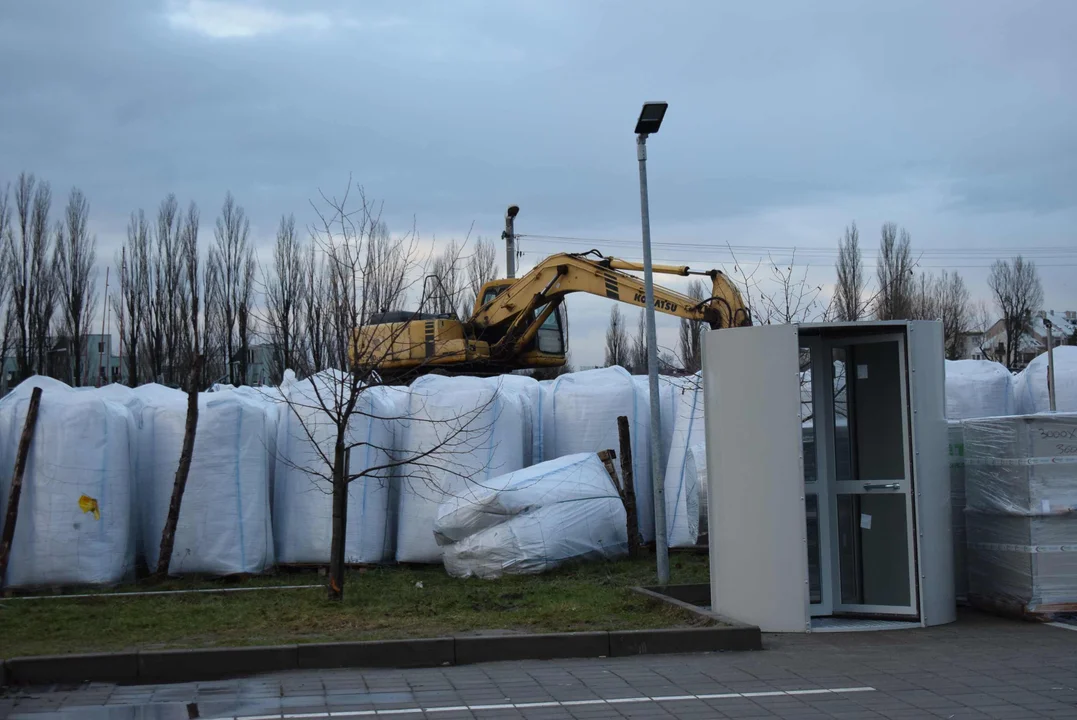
[945, 359, 1015, 419]
[273, 373, 396, 565]
[134, 385, 274, 575]
[664, 375, 705, 546]
[541, 366, 654, 541]
[438, 453, 628, 579]
[485, 375, 539, 467]
[963, 413, 1077, 613]
[396, 375, 528, 563]
[0, 377, 136, 588]
[685, 443, 708, 539]
[1014, 347, 1077, 415]
[948, 421, 968, 602]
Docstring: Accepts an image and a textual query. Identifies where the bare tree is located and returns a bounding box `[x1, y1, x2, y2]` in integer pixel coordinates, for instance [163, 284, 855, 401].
[303, 243, 330, 374]
[363, 220, 409, 322]
[114, 209, 151, 386]
[209, 192, 254, 385]
[630, 309, 647, 374]
[264, 214, 307, 383]
[678, 279, 706, 373]
[874, 223, 915, 320]
[176, 202, 201, 370]
[143, 194, 186, 385]
[428, 239, 466, 317]
[6, 174, 57, 381]
[54, 188, 98, 386]
[0, 183, 14, 380]
[273, 182, 492, 601]
[759, 251, 824, 324]
[970, 300, 1002, 363]
[157, 195, 207, 577]
[988, 256, 1043, 370]
[604, 305, 630, 368]
[934, 271, 970, 360]
[833, 222, 867, 321]
[462, 236, 498, 314]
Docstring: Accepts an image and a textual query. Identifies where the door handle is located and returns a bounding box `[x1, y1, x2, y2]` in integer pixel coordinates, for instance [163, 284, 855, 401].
[863, 482, 899, 491]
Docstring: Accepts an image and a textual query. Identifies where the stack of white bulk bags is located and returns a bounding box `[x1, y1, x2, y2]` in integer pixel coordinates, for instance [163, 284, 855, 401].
[0, 377, 136, 587]
[945, 359, 1015, 419]
[436, 453, 628, 578]
[134, 384, 274, 575]
[274, 372, 396, 564]
[631, 374, 677, 470]
[663, 374, 706, 547]
[1014, 347, 1077, 414]
[542, 366, 654, 540]
[396, 375, 528, 563]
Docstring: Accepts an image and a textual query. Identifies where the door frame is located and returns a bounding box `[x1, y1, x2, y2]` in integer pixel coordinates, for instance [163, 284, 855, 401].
[817, 332, 920, 619]
[802, 335, 834, 617]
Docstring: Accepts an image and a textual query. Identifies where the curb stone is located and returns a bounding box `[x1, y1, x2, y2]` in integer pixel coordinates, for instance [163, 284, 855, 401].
[2, 625, 761, 687]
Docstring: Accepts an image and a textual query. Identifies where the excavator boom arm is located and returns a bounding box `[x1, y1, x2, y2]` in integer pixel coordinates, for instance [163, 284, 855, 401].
[472, 252, 749, 332]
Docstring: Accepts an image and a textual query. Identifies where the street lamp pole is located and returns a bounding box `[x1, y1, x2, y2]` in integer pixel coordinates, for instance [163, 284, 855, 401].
[635, 102, 670, 585]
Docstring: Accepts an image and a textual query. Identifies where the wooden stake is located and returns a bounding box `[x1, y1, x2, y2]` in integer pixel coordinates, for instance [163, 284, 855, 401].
[0, 386, 44, 588]
[617, 415, 642, 557]
[156, 356, 203, 577]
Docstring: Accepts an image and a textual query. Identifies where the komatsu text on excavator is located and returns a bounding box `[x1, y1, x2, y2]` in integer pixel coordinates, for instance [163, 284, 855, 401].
[351, 249, 751, 381]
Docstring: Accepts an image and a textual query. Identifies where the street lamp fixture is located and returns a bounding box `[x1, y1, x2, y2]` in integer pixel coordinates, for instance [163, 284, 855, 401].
[635, 102, 668, 136]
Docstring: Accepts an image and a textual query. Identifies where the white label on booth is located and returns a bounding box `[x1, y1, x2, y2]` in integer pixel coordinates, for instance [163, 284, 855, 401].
[860, 513, 872, 530]
[857, 364, 869, 379]
[1042, 499, 1051, 513]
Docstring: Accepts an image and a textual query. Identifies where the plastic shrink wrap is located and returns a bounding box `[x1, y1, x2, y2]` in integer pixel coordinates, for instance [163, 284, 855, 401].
[541, 366, 654, 540]
[273, 372, 396, 564]
[396, 375, 528, 563]
[0, 377, 136, 587]
[485, 374, 538, 467]
[438, 453, 628, 578]
[663, 375, 705, 546]
[685, 443, 708, 538]
[1014, 347, 1077, 414]
[134, 384, 274, 575]
[963, 413, 1077, 614]
[945, 359, 1015, 419]
[948, 421, 968, 601]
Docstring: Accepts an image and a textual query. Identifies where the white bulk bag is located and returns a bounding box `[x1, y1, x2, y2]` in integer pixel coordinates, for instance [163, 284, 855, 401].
[487, 374, 540, 467]
[664, 374, 706, 547]
[438, 453, 627, 579]
[686, 443, 708, 538]
[1014, 347, 1077, 414]
[396, 375, 527, 563]
[632, 374, 678, 471]
[0, 377, 136, 587]
[135, 385, 274, 575]
[434, 452, 618, 544]
[274, 374, 395, 564]
[945, 359, 1015, 419]
[542, 366, 654, 540]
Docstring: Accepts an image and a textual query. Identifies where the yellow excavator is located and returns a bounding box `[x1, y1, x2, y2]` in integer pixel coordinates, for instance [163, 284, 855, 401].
[351, 248, 751, 380]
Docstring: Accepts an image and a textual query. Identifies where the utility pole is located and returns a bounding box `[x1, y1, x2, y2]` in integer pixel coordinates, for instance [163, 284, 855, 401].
[634, 101, 670, 585]
[503, 205, 519, 279]
[1045, 317, 1057, 411]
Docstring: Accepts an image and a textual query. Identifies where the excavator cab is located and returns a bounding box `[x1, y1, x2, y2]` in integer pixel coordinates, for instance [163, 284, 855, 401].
[475, 280, 567, 359]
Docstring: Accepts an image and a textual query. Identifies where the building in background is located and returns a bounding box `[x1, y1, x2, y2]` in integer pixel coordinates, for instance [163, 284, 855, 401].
[968, 310, 1077, 368]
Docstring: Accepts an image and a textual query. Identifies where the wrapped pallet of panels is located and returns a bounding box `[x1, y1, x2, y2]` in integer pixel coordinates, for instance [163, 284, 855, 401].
[396, 376, 528, 563]
[0, 377, 136, 588]
[948, 420, 968, 602]
[964, 413, 1077, 617]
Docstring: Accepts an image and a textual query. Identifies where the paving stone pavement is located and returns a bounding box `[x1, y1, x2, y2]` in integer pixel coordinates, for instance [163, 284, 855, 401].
[2, 609, 1075, 719]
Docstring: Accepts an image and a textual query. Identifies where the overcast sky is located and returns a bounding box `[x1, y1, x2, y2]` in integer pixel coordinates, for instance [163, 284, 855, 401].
[2, 0, 1075, 367]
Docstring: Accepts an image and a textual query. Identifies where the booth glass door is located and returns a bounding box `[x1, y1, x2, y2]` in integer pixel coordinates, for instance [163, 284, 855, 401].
[827, 336, 918, 617]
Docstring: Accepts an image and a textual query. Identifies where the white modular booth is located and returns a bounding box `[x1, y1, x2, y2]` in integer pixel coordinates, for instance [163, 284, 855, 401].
[703, 321, 955, 632]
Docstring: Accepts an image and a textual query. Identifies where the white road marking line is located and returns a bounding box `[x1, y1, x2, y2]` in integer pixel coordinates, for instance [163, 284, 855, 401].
[206, 686, 876, 719]
[1048, 621, 1077, 632]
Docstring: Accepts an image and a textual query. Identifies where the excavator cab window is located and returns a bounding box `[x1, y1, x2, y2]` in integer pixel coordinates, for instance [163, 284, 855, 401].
[536, 304, 565, 355]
